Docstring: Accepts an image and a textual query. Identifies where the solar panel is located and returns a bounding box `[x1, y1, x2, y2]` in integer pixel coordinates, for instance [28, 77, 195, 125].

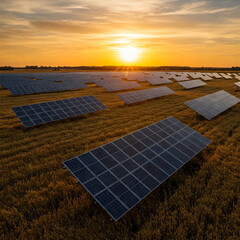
[8, 81, 87, 95]
[198, 73, 212, 81]
[220, 73, 233, 79]
[171, 75, 190, 82]
[12, 95, 107, 127]
[206, 73, 222, 79]
[117, 86, 175, 104]
[234, 82, 240, 88]
[184, 90, 240, 120]
[0, 73, 88, 95]
[97, 80, 141, 92]
[146, 77, 172, 85]
[135, 76, 148, 82]
[233, 74, 240, 81]
[0, 75, 33, 88]
[158, 72, 171, 78]
[63, 116, 211, 221]
[188, 72, 202, 79]
[178, 80, 206, 89]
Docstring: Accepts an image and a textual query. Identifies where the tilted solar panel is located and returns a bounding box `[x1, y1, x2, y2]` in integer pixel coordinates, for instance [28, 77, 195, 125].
[184, 90, 240, 120]
[12, 95, 107, 127]
[8, 81, 87, 95]
[206, 73, 222, 79]
[63, 116, 211, 221]
[97, 80, 141, 92]
[234, 82, 240, 88]
[233, 74, 240, 81]
[170, 75, 190, 82]
[117, 86, 175, 104]
[219, 73, 233, 79]
[198, 74, 212, 81]
[146, 77, 172, 85]
[188, 72, 202, 79]
[178, 80, 206, 89]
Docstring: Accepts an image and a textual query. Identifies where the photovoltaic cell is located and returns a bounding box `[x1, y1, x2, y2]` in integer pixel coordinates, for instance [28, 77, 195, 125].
[63, 116, 211, 221]
[184, 90, 240, 120]
[12, 95, 107, 127]
[117, 86, 175, 104]
[178, 80, 206, 89]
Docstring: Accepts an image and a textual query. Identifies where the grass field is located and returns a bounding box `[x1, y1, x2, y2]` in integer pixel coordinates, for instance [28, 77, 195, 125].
[1, 72, 240, 239]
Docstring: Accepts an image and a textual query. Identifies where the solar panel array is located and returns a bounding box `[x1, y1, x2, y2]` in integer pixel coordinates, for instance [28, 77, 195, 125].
[233, 74, 240, 81]
[0, 74, 33, 88]
[188, 72, 203, 79]
[117, 86, 175, 104]
[97, 80, 141, 92]
[0, 73, 89, 95]
[220, 73, 233, 79]
[135, 76, 148, 82]
[12, 95, 107, 127]
[184, 90, 240, 120]
[63, 116, 211, 221]
[170, 74, 190, 82]
[178, 80, 206, 89]
[198, 74, 212, 81]
[206, 73, 222, 79]
[8, 81, 87, 95]
[146, 77, 172, 85]
[234, 82, 240, 88]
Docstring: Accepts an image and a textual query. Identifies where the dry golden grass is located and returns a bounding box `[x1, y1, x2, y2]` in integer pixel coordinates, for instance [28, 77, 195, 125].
[0, 73, 240, 239]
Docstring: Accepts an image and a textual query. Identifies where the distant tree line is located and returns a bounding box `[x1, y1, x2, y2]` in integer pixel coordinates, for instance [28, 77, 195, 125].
[0, 65, 239, 71]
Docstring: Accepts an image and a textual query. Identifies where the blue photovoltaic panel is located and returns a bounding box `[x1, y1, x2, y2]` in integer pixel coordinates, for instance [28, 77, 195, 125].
[63, 116, 211, 221]
[146, 77, 172, 85]
[96, 80, 141, 92]
[12, 95, 107, 127]
[8, 81, 87, 95]
[184, 90, 240, 120]
[178, 80, 206, 89]
[117, 86, 175, 104]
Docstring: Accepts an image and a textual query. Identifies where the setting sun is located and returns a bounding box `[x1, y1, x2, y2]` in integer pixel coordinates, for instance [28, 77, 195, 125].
[119, 47, 140, 62]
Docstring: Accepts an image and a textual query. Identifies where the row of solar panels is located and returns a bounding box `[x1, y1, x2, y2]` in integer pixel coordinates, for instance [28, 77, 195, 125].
[12, 89, 240, 128]
[1, 72, 239, 95]
[1, 72, 239, 84]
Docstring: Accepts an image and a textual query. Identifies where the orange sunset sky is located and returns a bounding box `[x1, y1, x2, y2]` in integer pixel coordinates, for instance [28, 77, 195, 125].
[0, 0, 240, 67]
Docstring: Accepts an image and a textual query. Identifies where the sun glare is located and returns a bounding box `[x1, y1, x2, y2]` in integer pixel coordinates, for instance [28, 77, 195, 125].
[119, 47, 140, 62]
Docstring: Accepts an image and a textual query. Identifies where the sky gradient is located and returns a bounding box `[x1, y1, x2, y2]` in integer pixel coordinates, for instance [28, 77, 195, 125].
[0, 0, 240, 67]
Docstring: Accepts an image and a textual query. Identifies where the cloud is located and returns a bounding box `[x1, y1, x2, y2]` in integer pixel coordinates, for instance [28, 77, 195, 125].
[0, 0, 240, 66]
[30, 20, 104, 34]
